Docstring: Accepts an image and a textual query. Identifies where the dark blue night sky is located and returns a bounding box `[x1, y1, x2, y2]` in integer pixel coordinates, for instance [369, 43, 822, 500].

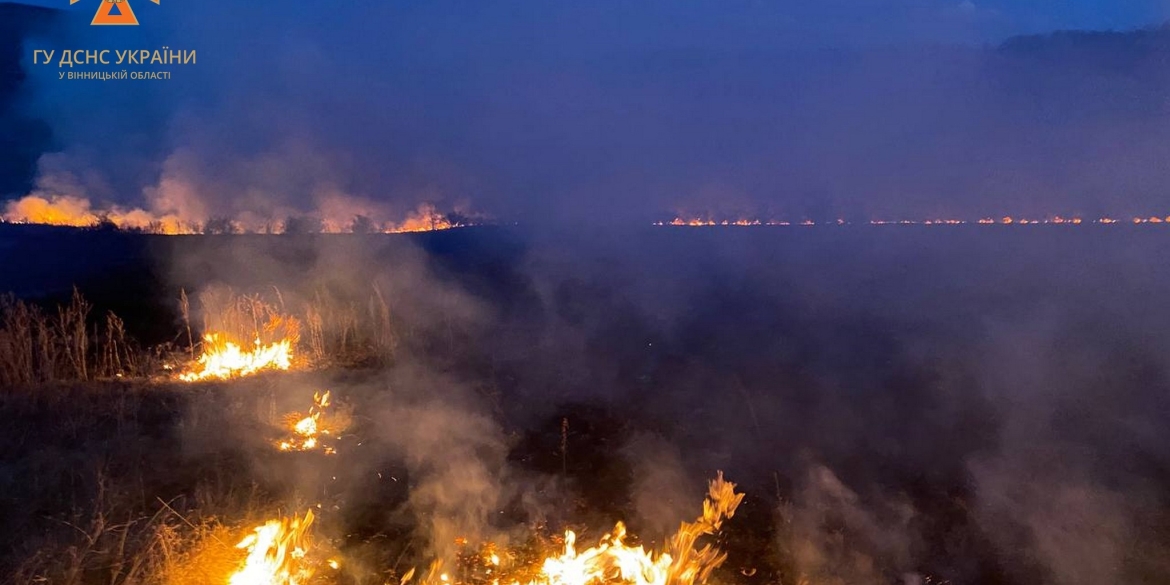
[13, 0, 1170, 43]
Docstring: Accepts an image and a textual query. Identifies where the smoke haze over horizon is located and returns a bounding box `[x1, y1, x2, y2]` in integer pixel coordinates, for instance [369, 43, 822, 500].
[4, 1, 1170, 227]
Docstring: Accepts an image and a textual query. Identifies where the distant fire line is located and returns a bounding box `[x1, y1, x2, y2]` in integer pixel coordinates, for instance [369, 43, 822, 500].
[656, 216, 1170, 226]
[0, 198, 486, 235]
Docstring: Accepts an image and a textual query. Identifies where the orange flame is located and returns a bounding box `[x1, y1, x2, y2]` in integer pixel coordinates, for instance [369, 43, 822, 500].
[2, 194, 196, 234]
[228, 511, 322, 585]
[412, 473, 743, 585]
[533, 473, 741, 585]
[386, 203, 457, 233]
[277, 391, 343, 454]
[3, 195, 478, 234]
[178, 333, 293, 382]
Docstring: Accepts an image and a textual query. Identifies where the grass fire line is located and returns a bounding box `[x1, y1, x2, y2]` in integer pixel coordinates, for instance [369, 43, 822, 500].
[1, 198, 482, 235]
[221, 474, 742, 585]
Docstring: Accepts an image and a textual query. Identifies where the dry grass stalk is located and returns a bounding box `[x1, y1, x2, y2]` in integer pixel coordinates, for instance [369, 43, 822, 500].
[0, 290, 139, 389]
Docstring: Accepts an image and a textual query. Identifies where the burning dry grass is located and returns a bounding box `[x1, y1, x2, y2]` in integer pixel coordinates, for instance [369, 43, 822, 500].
[0, 369, 749, 585]
[0, 378, 341, 585]
[176, 287, 301, 382]
[276, 390, 352, 454]
[2, 197, 482, 235]
[377, 475, 746, 585]
[384, 203, 460, 234]
[0, 194, 197, 234]
[159, 507, 348, 585]
[142, 501, 334, 585]
[160, 473, 742, 585]
[179, 334, 294, 381]
[0, 281, 402, 391]
[175, 284, 399, 383]
[226, 510, 334, 585]
[509, 473, 743, 585]
[6, 441, 260, 584]
[158, 521, 249, 585]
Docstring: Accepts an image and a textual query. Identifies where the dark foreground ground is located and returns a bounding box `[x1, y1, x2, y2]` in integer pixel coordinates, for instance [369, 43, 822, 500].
[2, 224, 1170, 584]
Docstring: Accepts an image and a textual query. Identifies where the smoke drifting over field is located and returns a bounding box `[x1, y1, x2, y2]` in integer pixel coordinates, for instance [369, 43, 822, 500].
[7, 2, 1170, 226]
[119, 227, 1166, 584]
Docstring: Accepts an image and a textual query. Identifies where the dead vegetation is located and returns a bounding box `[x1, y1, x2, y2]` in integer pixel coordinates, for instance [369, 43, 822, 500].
[301, 283, 397, 365]
[189, 283, 399, 370]
[0, 289, 148, 387]
[192, 286, 302, 354]
[0, 285, 410, 580]
[0, 376, 353, 585]
[0, 283, 401, 391]
[0, 382, 242, 584]
[8, 478, 255, 585]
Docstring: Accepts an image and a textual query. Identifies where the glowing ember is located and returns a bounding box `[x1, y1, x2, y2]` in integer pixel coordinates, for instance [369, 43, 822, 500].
[277, 391, 342, 454]
[178, 333, 293, 382]
[228, 511, 320, 585]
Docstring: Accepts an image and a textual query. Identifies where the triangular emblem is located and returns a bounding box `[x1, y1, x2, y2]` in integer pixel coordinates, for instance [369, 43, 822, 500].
[91, 0, 139, 26]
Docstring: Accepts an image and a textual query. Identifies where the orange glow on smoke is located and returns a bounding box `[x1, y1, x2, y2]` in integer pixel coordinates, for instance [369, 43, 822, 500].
[2, 196, 477, 234]
[385, 203, 457, 233]
[3, 195, 95, 226]
[1, 195, 195, 234]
